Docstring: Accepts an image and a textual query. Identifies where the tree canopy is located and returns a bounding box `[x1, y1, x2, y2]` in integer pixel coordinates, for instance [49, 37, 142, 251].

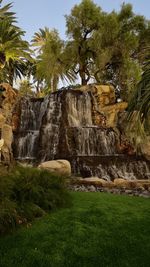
[0, 0, 31, 86]
[65, 0, 103, 85]
[0, 0, 149, 99]
[32, 28, 76, 92]
[64, 1, 150, 99]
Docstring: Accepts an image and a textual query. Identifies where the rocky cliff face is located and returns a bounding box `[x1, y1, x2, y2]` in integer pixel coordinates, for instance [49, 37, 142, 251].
[12, 84, 150, 180]
[0, 83, 17, 163]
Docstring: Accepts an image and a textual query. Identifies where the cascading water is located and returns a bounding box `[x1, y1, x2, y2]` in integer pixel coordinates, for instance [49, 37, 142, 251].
[13, 96, 49, 160]
[72, 155, 150, 180]
[68, 127, 117, 156]
[66, 92, 93, 126]
[13, 89, 150, 180]
[38, 93, 62, 161]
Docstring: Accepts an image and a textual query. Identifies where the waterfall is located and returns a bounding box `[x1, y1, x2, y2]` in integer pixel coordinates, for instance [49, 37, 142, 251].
[66, 92, 93, 126]
[72, 155, 150, 180]
[13, 96, 48, 160]
[13, 89, 150, 180]
[66, 127, 117, 156]
[38, 93, 62, 161]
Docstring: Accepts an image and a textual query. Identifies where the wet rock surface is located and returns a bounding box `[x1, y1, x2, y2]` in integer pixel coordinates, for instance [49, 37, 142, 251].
[13, 85, 150, 180]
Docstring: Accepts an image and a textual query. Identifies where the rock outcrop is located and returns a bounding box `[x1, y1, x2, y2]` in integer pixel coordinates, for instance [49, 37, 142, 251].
[78, 84, 128, 128]
[12, 84, 150, 180]
[0, 83, 17, 163]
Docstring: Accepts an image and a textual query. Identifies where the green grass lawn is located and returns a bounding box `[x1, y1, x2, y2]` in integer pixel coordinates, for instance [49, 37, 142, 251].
[0, 192, 150, 267]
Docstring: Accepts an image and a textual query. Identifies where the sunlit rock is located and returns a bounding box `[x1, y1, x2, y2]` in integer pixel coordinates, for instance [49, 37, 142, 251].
[0, 83, 17, 163]
[38, 159, 71, 176]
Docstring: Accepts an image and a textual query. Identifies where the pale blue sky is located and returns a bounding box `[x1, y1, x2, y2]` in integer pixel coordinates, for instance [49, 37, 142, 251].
[3, 0, 150, 41]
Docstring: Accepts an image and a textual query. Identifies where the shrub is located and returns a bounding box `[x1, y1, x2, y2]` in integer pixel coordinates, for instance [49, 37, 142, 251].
[0, 166, 71, 234]
[0, 199, 17, 234]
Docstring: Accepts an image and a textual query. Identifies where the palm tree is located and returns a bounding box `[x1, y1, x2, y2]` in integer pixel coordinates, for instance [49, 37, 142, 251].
[0, 20, 31, 85]
[32, 27, 50, 53]
[32, 29, 76, 92]
[0, 1, 32, 85]
[0, 0, 15, 22]
[0, 0, 16, 69]
[31, 27, 52, 93]
[127, 49, 150, 147]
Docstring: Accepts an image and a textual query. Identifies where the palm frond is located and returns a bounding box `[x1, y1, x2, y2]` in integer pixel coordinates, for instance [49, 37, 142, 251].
[127, 50, 150, 148]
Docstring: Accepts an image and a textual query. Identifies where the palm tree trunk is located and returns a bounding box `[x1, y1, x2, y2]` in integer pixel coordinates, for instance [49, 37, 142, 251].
[8, 66, 14, 87]
[51, 75, 58, 92]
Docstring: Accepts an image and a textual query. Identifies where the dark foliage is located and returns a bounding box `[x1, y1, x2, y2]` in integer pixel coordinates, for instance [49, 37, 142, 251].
[0, 166, 71, 234]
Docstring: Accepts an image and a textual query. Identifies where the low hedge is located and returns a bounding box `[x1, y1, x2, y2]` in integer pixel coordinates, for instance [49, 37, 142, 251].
[0, 165, 71, 234]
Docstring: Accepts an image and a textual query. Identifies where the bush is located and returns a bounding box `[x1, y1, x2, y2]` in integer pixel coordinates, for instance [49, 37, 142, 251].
[0, 166, 71, 234]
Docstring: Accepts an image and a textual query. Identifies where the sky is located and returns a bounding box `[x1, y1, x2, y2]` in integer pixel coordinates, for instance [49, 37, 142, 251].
[2, 0, 150, 42]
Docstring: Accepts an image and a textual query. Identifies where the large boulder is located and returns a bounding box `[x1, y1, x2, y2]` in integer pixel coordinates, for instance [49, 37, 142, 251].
[38, 159, 71, 176]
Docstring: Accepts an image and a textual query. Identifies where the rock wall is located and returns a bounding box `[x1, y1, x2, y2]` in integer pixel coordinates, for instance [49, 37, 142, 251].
[76, 84, 128, 128]
[12, 84, 150, 180]
[0, 83, 17, 163]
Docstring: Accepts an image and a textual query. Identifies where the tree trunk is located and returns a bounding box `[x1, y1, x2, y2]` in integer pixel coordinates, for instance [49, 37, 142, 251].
[79, 66, 88, 85]
[8, 67, 14, 87]
[81, 76, 87, 85]
[51, 75, 59, 92]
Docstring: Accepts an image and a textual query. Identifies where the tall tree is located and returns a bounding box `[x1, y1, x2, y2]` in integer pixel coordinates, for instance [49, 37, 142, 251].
[65, 0, 103, 85]
[0, 0, 31, 85]
[32, 27, 50, 53]
[94, 3, 149, 99]
[0, 0, 16, 68]
[32, 29, 75, 92]
[65, 1, 149, 99]
[31, 27, 52, 93]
